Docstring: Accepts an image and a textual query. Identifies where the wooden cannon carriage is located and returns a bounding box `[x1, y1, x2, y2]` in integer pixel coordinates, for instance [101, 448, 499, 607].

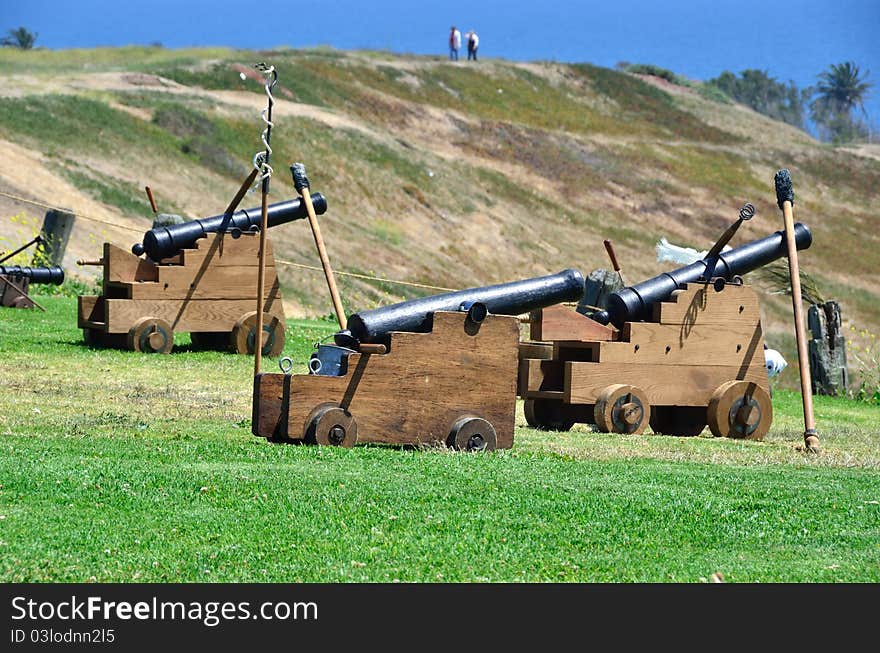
[521, 282, 772, 438]
[252, 270, 586, 450]
[520, 222, 813, 439]
[77, 193, 326, 354]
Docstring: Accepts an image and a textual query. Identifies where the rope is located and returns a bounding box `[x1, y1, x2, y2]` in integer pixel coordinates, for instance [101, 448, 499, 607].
[2, 189, 459, 294]
[274, 257, 458, 293]
[0, 189, 144, 234]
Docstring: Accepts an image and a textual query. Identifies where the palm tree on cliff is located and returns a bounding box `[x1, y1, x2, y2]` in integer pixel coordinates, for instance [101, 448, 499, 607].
[810, 62, 873, 142]
[1, 27, 38, 50]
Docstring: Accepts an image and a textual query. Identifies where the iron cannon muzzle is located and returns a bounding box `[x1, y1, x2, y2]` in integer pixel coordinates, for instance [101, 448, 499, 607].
[0, 265, 65, 285]
[135, 192, 328, 261]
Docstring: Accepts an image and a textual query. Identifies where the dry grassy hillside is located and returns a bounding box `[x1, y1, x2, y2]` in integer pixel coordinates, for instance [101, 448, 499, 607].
[1, 46, 878, 386]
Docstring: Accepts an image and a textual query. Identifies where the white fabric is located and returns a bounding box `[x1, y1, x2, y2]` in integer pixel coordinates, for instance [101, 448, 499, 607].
[655, 237, 731, 265]
[764, 348, 787, 378]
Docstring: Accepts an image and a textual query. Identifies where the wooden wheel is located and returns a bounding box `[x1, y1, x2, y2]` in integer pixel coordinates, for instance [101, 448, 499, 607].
[448, 416, 497, 452]
[649, 406, 707, 437]
[523, 399, 575, 431]
[190, 331, 229, 351]
[594, 384, 650, 434]
[707, 380, 772, 440]
[128, 317, 174, 353]
[304, 403, 357, 448]
[231, 311, 285, 356]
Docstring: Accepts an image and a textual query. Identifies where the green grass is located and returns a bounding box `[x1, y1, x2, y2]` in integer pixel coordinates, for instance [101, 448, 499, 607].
[0, 46, 242, 75]
[1, 297, 878, 583]
[0, 95, 181, 158]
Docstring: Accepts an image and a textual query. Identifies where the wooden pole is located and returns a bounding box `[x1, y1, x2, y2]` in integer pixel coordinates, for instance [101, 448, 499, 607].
[253, 64, 276, 376]
[291, 163, 347, 330]
[774, 169, 819, 452]
[223, 168, 259, 218]
[254, 186, 270, 375]
[0, 235, 43, 265]
[145, 186, 158, 214]
[603, 239, 625, 286]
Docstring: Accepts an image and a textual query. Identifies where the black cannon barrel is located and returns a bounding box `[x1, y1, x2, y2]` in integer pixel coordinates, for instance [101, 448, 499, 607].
[596, 222, 812, 328]
[135, 192, 327, 260]
[0, 265, 65, 285]
[340, 269, 586, 344]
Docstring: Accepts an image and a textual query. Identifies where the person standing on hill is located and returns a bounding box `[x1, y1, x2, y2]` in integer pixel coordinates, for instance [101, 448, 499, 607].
[466, 30, 479, 61]
[449, 26, 461, 61]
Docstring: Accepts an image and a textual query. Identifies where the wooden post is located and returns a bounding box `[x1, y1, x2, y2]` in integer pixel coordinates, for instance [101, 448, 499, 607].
[254, 187, 270, 375]
[808, 301, 848, 396]
[291, 163, 347, 330]
[603, 239, 625, 287]
[253, 63, 277, 376]
[774, 169, 819, 452]
[34, 209, 75, 267]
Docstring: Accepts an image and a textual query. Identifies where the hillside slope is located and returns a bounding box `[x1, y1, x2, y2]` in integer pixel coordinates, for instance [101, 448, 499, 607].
[1, 46, 878, 384]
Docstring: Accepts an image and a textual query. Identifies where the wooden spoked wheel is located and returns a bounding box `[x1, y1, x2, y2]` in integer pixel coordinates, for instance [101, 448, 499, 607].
[707, 380, 772, 440]
[523, 398, 575, 431]
[128, 317, 174, 353]
[649, 406, 707, 437]
[448, 416, 497, 452]
[304, 403, 358, 448]
[231, 311, 285, 356]
[594, 384, 651, 434]
[190, 332, 229, 351]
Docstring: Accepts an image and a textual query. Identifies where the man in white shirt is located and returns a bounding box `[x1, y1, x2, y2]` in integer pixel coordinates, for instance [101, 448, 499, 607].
[449, 26, 461, 61]
[467, 30, 479, 61]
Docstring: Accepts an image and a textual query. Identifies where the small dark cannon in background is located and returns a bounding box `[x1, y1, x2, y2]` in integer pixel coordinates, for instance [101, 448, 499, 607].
[0, 265, 65, 286]
[0, 265, 65, 310]
[132, 193, 327, 261]
[78, 192, 328, 354]
[520, 221, 815, 440]
[253, 269, 587, 451]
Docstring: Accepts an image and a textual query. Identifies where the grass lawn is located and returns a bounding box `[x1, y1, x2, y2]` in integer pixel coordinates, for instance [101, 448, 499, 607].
[0, 296, 878, 582]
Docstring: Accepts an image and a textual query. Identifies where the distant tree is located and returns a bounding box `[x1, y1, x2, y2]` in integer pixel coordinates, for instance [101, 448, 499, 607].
[708, 69, 809, 130]
[1, 26, 38, 50]
[810, 61, 873, 144]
